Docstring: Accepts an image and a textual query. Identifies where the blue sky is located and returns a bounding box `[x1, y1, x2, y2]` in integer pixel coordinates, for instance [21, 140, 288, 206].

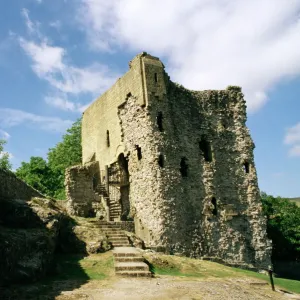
[0, 0, 299, 197]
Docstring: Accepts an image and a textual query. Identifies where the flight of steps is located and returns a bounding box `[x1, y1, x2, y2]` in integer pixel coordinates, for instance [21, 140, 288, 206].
[99, 221, 152, 277]
[108, 198, 122, 221]
[113, 247, 152, 277]
[95, 184, 122, 221]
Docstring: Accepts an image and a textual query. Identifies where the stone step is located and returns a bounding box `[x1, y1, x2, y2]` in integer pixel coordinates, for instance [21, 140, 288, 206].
[109, 234, 128, 238]
[115, 270, 152, 277]
[109, 236, 129, 241]
[110, 238, 129, 243]
[112, 243, 131, 247]
[115, 262, 149, 272]
[101, 225, 122, 229]
[115, 256, 145, 263]
[105, 232, 125, 236]
[112, 247, 141, 257]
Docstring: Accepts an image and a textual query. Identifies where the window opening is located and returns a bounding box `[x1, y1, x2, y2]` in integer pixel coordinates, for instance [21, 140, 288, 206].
[158, 154, 164, 168]
[135, 145, 142, 160]
[180, 157, 188, 177]
[157, 112, 163, 131]
[106, 130, 110, 147]
[154, 73, 158, 83]
[243, 161, 250, 174]
[199, 138, 212, 162]
[211, 197, 217, 216]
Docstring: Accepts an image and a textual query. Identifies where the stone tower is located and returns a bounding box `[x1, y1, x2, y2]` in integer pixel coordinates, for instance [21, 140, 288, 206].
[66, 52, 271, 269]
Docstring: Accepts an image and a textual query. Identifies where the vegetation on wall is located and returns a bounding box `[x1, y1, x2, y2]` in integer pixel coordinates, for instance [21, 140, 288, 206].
[261, 192, 300, 261]
[16, 118, 82, 199]
[0, 139, 12, 171]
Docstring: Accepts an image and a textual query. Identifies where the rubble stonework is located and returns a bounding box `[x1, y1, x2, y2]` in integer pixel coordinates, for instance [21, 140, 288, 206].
[66, 52, 271, 269]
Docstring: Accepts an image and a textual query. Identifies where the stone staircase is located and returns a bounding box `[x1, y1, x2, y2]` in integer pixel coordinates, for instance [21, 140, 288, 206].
[95, 184, 122, 221]
[108, 198, 122, 221]
[99, 221, 152, 277]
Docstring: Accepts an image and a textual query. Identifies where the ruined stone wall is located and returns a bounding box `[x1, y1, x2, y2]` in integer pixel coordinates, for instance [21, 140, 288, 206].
[0, 169, 44, 201]
[65, 161, 107, 218]
[118, 79, 271, 269]
[81, 53, 165, 171]
[80, 53, 271, 269]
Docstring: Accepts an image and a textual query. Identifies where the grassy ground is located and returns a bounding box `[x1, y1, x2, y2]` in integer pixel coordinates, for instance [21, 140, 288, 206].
[144, 252, 300, 294]
[3, 251, 300, 299]
[51, 252, 114, 281]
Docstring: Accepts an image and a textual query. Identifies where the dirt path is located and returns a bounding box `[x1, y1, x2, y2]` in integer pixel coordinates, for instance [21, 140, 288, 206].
[50, 276, 299, 300]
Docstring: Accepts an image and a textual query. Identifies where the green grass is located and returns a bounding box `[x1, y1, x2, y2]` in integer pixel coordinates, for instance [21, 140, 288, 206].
[145, 253, 300, 294]
[233, 267, 300, 294]
[49, 252, 114, 281]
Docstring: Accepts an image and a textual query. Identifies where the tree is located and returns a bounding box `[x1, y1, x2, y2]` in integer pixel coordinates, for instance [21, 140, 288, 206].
[15, 156, 59, 196]
[16, 118, 82, 199]
[47, 118, 82, 199]
[0, 139, 12, 170]
[261, 192, 300, 261]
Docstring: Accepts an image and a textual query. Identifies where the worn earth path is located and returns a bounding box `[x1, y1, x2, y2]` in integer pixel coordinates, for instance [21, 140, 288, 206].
[53, 276, 300, 300]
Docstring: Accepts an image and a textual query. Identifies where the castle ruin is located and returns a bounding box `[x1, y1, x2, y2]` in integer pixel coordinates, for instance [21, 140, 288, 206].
[65, 52, 271, 269]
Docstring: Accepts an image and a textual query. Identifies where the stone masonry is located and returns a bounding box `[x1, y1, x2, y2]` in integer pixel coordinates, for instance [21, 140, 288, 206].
[65, 52, 272, 269]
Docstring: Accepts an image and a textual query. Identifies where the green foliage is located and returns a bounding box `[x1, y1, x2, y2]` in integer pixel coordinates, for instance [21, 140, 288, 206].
[47, 118, 82, 199]
[15, 156, 59, 197]
[16, 118, 82, 199]
[0, 139, 12, 170]
[261, 192, 300, 261]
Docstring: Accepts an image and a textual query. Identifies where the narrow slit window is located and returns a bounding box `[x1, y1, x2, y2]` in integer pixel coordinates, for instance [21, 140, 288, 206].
[135, 145, 142, 160]
[180, 157, 188, 177]
[157, 112, 163, 131]
[199, 138, 212, 162]
[158, 154, 164, 168]
[244, 161, 250, 174]
[211, 197, 217, 216]
[154, 73, 158, 83]
[106, 130, 110, 147]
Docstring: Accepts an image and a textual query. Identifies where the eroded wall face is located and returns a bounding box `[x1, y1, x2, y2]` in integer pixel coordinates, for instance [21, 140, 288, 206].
[80, 53, 271, 269]
[118, 81, 271, 269]
[65, 162, 101, 217]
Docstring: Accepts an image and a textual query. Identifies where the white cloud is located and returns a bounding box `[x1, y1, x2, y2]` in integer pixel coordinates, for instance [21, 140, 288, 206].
[0, 108, 73, 133]
[45, 96, 89, 112]
[19, 8, 119, 111]
[284, 123, 300, 157]
[78, 0, 300, 112]
[49, 20, 61, 30]
[0, 129, 10, 140]
[289, 145, 300, 157]
[284, 123, 300, 145]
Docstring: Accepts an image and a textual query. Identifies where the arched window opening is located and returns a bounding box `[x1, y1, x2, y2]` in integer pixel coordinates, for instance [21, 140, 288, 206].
[180, 157, 188, 177]
[211, 197, 217, 216]
[157, 112, 163, 132]
[135, 145, 142, 160]
[158, 154, 164, 168]
[154, 72, 158, 83]
[199, 138, 212, 162]
[106, 130, 110, 147]
[243, 161, 250, 174]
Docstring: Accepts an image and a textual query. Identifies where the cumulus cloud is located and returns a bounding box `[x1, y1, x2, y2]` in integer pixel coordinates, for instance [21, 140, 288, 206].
[78, 0, 300, 112]
[284, 123, 300, 157]
[0, 108, 73, 133]
[45, 96, 90, 112]
[19, 8, 119, 111]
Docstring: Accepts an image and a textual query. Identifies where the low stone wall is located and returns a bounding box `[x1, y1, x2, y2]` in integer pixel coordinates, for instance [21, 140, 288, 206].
[65, 161, 100, 217]
[0, 169, 44, 201]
